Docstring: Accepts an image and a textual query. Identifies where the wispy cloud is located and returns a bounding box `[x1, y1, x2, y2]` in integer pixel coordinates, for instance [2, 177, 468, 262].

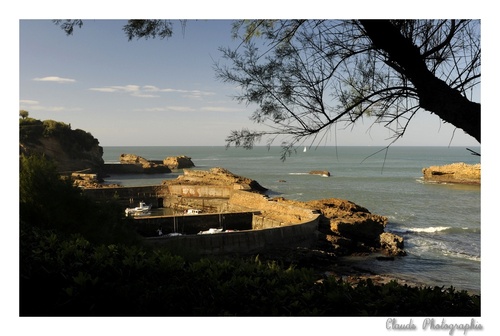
[33, 76, 76, 83]
[19, 99, 81, 112]
[89, 84, 214, 99]
[142, 106, 197, 112]
[20, 99, 39, 105]
[140, 105, 244, 113]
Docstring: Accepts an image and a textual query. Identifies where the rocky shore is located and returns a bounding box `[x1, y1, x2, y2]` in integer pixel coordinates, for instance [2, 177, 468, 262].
[161, 167, 405, 258]
[422, 162, 480, 185]
[160, 167, 417, 288]
[19, 119, 472, 291]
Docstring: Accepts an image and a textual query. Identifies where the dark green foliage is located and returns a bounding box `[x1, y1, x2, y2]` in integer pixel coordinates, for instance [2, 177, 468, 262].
[41, 119, 100, 158]
[20, 226, 481, 316]
[122, 19, 174, 41]
[19, 154, 139, 245]
[19, 117, 44, 143]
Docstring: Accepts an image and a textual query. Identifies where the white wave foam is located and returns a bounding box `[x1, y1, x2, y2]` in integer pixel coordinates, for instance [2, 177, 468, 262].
[442, 250, 481, 262]
[406, 226, 451, 233]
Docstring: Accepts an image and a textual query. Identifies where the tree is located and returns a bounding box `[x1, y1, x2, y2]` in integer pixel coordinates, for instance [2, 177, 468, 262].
[215, 20, 480, 157]
[54, 20, 480, 157]
[20, 110, 29, 119]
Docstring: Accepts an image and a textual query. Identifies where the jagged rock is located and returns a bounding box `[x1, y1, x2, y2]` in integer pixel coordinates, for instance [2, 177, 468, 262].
[379, 232, 406, 256]
[309, 170, 330, 177]
[164, 167, 267, 193]
[163, 155, 195, 169]
[422, 162, 480, 185]
[119, 154, 171, 174]
[305, 199, 387, 244]
[329, 216, 386, 244]
[267, 197, 399, 256]
[119, 153, 150, 165]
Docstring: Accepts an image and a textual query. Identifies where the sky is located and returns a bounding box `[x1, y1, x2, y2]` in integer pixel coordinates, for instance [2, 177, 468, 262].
[19, 18, 482, 148]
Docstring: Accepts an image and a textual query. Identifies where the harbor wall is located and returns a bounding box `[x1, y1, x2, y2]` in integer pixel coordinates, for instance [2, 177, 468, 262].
[84, 184, 321, 256]
[83, 185, 233, 211]
[144, 214, 320, 255]
[130, 212, 256, 236]
[82, 186, 164, 207]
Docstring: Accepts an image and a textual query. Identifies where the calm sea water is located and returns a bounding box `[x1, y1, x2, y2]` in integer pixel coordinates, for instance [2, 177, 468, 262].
[102, 146, 481, 293]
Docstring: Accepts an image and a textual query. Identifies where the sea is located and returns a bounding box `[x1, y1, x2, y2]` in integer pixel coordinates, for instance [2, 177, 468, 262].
[102, 146, 481, 294]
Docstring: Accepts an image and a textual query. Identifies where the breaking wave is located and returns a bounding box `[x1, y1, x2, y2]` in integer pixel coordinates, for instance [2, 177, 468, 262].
[391, 226, 480, 234]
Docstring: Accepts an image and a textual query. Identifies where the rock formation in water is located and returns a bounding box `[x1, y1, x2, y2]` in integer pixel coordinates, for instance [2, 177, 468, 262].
[422, 162, 480, 185]
[163, 155, 195, 169]
[117, 153, 172, 174]
[163, 167, 267, 193]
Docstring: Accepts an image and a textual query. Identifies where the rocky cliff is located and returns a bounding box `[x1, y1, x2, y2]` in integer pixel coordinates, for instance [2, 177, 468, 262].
[422, 162, 480, 185]
[19, 118, 104, 174]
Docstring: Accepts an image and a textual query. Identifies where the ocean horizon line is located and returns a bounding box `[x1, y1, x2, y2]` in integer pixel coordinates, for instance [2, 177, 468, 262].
[102, 144, 481, 148]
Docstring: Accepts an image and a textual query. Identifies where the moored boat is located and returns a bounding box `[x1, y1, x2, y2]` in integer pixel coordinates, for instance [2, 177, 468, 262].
[125, 201, 152, 215]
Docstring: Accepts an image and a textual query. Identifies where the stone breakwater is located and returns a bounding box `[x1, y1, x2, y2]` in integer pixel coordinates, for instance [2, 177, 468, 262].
[422, 162, 480, 185]
[82, 166, 405, 257]
[163, 167, 405, 257]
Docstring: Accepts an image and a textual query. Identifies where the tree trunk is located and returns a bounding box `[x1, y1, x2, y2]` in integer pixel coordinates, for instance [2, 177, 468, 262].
[359, 20, 480, 143]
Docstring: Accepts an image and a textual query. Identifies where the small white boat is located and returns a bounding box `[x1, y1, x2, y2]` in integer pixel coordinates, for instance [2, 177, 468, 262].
[186, 209, 202, 215]
[125, 201, 152, 215]
[198, 228, 223, 235]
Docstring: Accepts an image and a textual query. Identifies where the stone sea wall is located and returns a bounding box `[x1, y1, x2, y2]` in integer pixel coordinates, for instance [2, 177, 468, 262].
[83, 166, 405, 257]
[144, 214, 320, 256]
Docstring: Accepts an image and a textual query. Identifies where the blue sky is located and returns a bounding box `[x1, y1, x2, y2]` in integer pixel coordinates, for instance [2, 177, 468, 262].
[19, 19, 482, 147]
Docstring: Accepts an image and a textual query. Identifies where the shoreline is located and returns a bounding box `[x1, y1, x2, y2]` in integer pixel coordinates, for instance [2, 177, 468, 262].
[81, 167, 479, 296]
[259, 247, 480, 296]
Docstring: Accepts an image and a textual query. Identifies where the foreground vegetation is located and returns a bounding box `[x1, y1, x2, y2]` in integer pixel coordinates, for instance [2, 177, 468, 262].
[19, 155, 480, 316]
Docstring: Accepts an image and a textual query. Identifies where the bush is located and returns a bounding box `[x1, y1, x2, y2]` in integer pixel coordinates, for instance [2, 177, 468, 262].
[19, 227, 480, 316]
[19, 154, 139, 245]
[19, 117, 44, 143]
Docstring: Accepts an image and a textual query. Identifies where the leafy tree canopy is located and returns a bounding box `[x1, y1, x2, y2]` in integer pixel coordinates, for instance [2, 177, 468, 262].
[217, 20, 480, 157]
